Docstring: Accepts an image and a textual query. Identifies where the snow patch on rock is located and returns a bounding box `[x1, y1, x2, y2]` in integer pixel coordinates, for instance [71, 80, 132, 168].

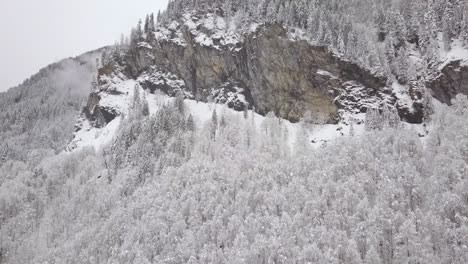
[182, 12, 242, 50]
[154, 26, 187, 47]
[439, 37, 468, 69]
[317, 70, 338, 79]
[154, 12, 247, 50]
[392, 81, 413, 111]
[137, 66, 192, 98]
[287, 28, 309, 42]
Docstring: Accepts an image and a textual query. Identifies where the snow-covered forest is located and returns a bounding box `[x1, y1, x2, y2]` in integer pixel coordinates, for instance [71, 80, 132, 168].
[1, 0, 468, 263]
[157, 0, 468, 79]
[2, 87, 468, 263]
[0, 51, 103, 161]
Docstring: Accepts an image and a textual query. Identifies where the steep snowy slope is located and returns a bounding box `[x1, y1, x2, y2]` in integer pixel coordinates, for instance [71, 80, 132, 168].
[68, 78, 362, 152]
[0, 48, 107, 161]
[68, 74, 406, 153]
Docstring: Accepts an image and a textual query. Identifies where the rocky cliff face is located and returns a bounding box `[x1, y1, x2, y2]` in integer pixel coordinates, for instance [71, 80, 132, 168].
[243, 25, 389, 123]
[84, 12, 425, 127]
[428, 60, 468, 105]
[110, 20, 390, 124]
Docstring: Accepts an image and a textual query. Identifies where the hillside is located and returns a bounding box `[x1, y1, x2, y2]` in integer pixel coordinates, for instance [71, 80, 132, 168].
[0, 49, 106, 161]
[1, 1, 468, 263]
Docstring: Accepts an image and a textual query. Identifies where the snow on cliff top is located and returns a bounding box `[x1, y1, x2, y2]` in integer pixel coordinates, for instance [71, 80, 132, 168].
[439, 38, 468, 69]
[154, 12, 243, 50]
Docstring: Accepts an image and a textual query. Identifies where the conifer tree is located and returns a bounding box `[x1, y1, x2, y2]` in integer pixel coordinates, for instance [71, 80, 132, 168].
[220, 114, 227, 129]
[174, 91, 185, 114]
[130, 28, 137, 49]
[364, 246, 381, 264]
[157, 10, 161, 24]
[144, 15, 150, 35]
[141, 93, 150, 117]
[211, 109, 218, 140]
[149, 13, 155, 31]
[132, 85, 141, 112]
[442, 1, 455, 51]
[186, 114, 195, 132]
[136, 19, 143, 42]
[120, 33, 125, 47]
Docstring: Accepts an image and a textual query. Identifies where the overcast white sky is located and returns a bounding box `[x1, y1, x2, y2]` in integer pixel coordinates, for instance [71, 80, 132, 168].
[0, 0, 169, 91]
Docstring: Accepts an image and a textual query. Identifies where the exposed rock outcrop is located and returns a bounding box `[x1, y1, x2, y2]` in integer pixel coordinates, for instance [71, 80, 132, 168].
[117, 22, 389, 124]
[427, 60, 468, 105]
[83, 92, 118, 128]
[243, 25, 382, 123]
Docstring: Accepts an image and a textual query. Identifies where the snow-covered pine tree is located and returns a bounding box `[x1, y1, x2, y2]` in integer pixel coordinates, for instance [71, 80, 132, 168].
[186, 114, 195, 132]
[365, 108, 380, 131]
[154, 0, 466, 76]
[442, 1, 455, 51]
[132, 84, 141, 110]
[211, 109, 218, 140]
[144, 15, 149, 35]
[174, 91, 185, 114]
[364, 245, 381, 264]
[136, 19, 143, 42]
[141, 92, 150, 117]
